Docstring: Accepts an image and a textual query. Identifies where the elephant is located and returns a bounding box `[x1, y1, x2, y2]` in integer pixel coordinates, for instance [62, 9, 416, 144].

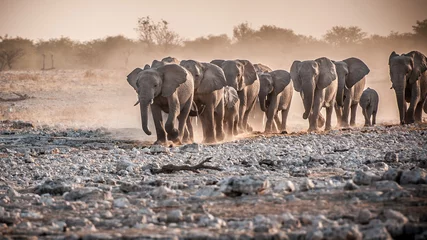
[389, 51, 427, 124]
[254, 63, 273, 76]
[258, 70, 293, 133]
[359, 88, 379, 126]
[211, 59, 260, 133]
[290, 57, 338, 132]
[333, 58, 370, 127]
[223, 86, 240, 137]
[180, 60, 227, 143]
[150, 56, 180, 68]
[127, 64, 194, 145]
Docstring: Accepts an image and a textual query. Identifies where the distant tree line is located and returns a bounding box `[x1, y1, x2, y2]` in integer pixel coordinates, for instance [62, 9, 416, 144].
[0, 17, 426, 71]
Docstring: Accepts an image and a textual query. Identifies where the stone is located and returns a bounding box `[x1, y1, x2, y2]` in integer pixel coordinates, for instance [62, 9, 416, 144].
[198, 214, 227, 229]
[150, 186, 177, 199]
[116, 160, 135, 172]
[195, 186, 223, 198]
[82, 233, 113, 240]
[219, 176, 270, 197]
[362, 226, 392, 240]
[167, 209, 183, 223]
[6, 187, 20, 199]
[300, 178, 315, 191]
[322, 225, 363, 240]
[353, 171, 381, 185]
[150, 145, 170, 154]
[64, 187, 112, 201]
[180, 143, 201, 153]
[357, 209, 373, 224]
[384, 152, 399, 163]
[400, 168, 426, 185]
[65, 218, 96, 231]
[383, 209, 408, 224]
[35, 179, 73, 195]
[280, 213, 301, 229]
[273, 180, 295, 193]
[16, 221, 32, 229]
[374, 181, 402, 190]
[113, 197, 130, 208]
[344, 180, 359, 190]
[382, 168, 402, 182]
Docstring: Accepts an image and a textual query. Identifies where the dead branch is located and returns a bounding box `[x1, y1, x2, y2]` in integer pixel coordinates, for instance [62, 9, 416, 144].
[0, 92, 31, 102]
[152, 157, 222, 174]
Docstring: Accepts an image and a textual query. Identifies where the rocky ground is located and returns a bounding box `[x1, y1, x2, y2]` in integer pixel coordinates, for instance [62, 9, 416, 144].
[1, 120, 427, 240]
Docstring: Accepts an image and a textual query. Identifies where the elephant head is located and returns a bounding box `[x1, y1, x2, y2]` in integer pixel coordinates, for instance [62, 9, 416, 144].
[161, 56, 180, 64]
[224, 86, 239, 109]
[334, 58, 370, 106]
[258, 70, 291, 112]
[290, 57, 337, 119]
[389, 51, 427, 124]
[150, 57, 180, 69]
[254, 63, 272, 76]
[127, 64, 191, 135]
[218, 59, 258, 91]
[180, 60, 227, 94]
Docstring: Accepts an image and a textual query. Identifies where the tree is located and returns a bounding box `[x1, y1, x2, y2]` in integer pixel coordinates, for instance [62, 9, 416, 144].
[323, 26, 367, 46]
[232, 22, 255, 43]
[0, 36, 30, 70]
[413, 19, 427, 39]
[134, 16, 181, 51]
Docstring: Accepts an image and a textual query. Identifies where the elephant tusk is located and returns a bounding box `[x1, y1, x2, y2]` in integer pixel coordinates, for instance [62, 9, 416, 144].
[150, 99, 154, 105]
[133, 100, 140, 106]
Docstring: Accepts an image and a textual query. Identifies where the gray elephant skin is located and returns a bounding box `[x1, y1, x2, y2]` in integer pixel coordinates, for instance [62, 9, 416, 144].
[254, 63, 273, 76]
[389, 51, 427, 124]
[258, 70, 293, 133]
[150, 56, 180, 69]
[211, 59, 260, 132]
[290, 57, 338, 131]
[127, 64, 194, 145]
[359, 87, 379, 126]
[223, 86, 240, 137]
[333, 58, 370, 127]
[180, 60, 227, 143]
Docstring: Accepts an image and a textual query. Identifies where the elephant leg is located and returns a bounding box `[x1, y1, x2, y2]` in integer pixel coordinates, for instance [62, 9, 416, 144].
[414, 101, 424, 123]
[281, 108, 289, 133]
[350, 103, 358, 126]
[341, 97, 351, 127]
[237, 90, 247, 133]
[165, 95, 180, 141]
[309, 90, 324, 132]
[274, 114, 281, 131]
[407, 83, 420, 124]
[175, 99, 192, 144]
[325, 104, 333, 131]
[183, 118, 194, 143]
[215, 101, 225, 142]
[243, 99, 256, 132]
[232, 115, 239, 136]
[265, 96, 278, 133]
[318, 112, 325, 128]
[372, 109, 377, 126]
[151, 104, 167, 145]
[362, 108, 370, 126]
[200, 105, 216, 143]
[334, 102, 343, 127]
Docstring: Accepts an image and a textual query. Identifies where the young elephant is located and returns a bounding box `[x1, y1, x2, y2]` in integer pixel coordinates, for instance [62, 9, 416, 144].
[258, 70, 293, 133]
[223, 86, 240, 137]
[359, 88, 379, 126]
[127, 64, 194, 145]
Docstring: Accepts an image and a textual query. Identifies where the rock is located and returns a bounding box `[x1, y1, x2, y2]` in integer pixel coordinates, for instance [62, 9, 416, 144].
[253, 215, 280, 233]
[374, 181, 402, 190]
[382, 168, 402, 182]
[82, 233, 113, 240]
[20, 211, 43, 220]
[353, 170, 381, 185]
[322, 225, 363, 240]
[344, 180, 359, 190]
[24, 155, 35, 163]
[195, 186, 223, 198]
[400, 168, 426, 185]
[64, 187, 112, 201]
[113, 197, 130, 208]
[65, 218, 96, 231]
[167, 209, 183, 223]
[6, 186, 21, 199]
[198, 213, 226, 229]
[307, 230, 324, 240]
[219, 176, 270, 197]
[362, 226, 392, 240]
[16, 221, 32, 229]
[373, 162, 389, 171]
[116, 160, 135, 172]
[384, 152, 399, 163]
[383, 209, 408, 224]
[280, 213, 301, 229]
[300, 178, 315, 191]
[180, 143, 201, 153]
[150, 145, 170, 154]
[35, 179, 73, 195]
[150, 186, 177, 199]
[40, 194, 55, 206]
[273, 180, 295, 193]
[357, 209, 373, 224]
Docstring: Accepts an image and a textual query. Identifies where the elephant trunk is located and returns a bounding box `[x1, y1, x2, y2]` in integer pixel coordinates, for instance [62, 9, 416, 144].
[259, 93, 267, 112]
[336, 77, 345, 107]
[393, 75, 406, 125]
[302, 82, 314, 120]
[140, 100, 152, 135]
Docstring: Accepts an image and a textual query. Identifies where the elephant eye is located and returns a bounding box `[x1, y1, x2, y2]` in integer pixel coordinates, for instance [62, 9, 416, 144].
[154, 84, 158, 87]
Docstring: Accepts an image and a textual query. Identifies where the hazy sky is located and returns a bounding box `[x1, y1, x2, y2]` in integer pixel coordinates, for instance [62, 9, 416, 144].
[0, 0, 426, 42]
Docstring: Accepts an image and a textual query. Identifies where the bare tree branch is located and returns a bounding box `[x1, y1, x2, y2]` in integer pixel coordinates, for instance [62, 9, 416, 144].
[152, 157, 222, 174]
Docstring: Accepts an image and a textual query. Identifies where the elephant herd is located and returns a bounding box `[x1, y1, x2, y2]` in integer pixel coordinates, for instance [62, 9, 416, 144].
[126, 50, 427, 145]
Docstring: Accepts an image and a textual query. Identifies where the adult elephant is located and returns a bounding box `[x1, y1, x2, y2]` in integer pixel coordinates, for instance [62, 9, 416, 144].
[211, 59, 260, 132]
[290, 57, 338, 132]
[180, 60, 227, 143]
[150, 56, 180, 68]
[389, 51, 427, 124]
[258, 70, 293, 133]
[333, 58, 370, 127]
[127, 64, 194, 145]
[254, 63, 273, 76]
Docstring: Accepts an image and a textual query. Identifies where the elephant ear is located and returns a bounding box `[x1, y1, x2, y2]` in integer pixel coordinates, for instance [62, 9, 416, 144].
[315, 57, 337, 89]
[161, 56, 179, 64]
[151, 60, 164, 68]
[388, 51, 399, 66]
[157, 64, 191, 97]
[405, 51, 427, 84]
[127, 68, 143, 91]
[343, 57, 370, 88]
[210, 59, 225, 67]
[290, 60, 302, 92]
[197, 63, 227, 94]
[225, 86, 239, 109]
[143, 64, 151, 70]
[270, 70, 291, 94]
[237, 59, 258, 85]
